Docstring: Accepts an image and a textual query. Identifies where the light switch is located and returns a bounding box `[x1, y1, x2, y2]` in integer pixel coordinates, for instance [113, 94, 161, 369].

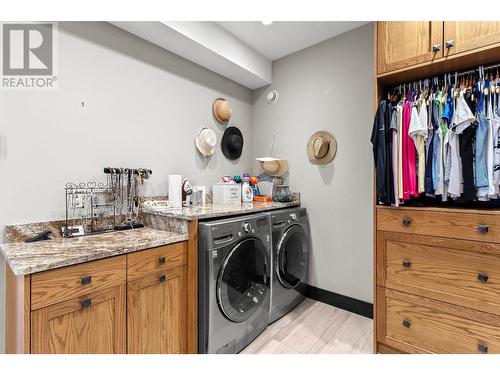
[0, 133, 6, 160]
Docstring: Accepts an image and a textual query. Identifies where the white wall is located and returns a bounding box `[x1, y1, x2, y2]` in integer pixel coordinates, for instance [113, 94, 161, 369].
[252, 23, 374, 303]
[0, 21, 254, 353]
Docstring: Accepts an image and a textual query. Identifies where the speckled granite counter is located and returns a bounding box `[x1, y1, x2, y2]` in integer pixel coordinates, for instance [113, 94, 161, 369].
[144, 200, 300, 220]
[0, 227, 188, 276]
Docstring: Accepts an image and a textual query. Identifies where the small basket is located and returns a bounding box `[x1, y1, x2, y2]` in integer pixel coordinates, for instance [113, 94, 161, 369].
[257, 176, 283, 197]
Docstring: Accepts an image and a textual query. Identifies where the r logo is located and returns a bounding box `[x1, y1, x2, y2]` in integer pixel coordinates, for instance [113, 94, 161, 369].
[2, 23, 53, 75]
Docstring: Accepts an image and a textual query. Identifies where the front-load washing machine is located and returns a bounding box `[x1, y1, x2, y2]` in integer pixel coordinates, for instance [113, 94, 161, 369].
[269, 207, 310, 323]
[198, 213, 271, 353]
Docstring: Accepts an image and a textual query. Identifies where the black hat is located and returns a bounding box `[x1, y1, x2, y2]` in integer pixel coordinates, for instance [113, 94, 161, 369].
[221, 126, 244, 160]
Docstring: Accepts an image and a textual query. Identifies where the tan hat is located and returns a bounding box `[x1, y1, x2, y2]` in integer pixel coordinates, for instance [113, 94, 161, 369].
[256, 157, 289, 176]
[195, 127, 217, 157]
[306, 131, 337, 165]
[213, 97, 232, 124]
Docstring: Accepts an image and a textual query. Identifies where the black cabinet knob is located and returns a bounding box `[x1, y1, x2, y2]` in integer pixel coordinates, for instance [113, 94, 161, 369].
[159, 274, 166, 283]
[478, 343, 488, 353]
[402, 218, 411, 226]
[403, 260, 411, 268]
[81, 275, 92, 285]
[402, 319, 411, 329]
[478, 225, 489, 233]
[159, 256, 166, 264]
[478, 273, 489, 283]
[81, 298, 92, 309]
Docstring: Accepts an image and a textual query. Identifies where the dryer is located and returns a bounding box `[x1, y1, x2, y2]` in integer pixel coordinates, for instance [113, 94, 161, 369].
[269, 207, 310, 323]
[198, 213, 271, 354]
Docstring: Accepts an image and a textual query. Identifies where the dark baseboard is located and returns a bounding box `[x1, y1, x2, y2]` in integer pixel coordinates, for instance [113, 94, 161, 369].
[305, 284, 373, 319]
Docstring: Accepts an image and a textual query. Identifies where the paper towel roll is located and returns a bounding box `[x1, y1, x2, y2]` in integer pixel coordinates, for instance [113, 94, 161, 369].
[168, 175, 182, 208]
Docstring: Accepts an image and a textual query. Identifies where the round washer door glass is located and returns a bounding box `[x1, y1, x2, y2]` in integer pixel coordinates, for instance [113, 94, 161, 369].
[217, 238, 270, 323]
[277, 225, 308, 289]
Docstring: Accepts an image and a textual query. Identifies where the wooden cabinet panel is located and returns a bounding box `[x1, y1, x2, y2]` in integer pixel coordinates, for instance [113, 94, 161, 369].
[379, 231, 500, 316]
[31, 255, 126, 310]
[31, 285, 126, 354]
[377, 207, 500, 243]
[444, 22, 500, 56]
[127, 242, 187, 281]
[127, 266, 187, 354]
[377, 21, 443, 74]
[378, 288, 500, 354]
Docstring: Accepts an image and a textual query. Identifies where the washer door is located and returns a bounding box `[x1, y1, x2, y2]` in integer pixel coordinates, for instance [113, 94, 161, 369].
[217, 238, 270, 323]
[276, 225, 308, 289]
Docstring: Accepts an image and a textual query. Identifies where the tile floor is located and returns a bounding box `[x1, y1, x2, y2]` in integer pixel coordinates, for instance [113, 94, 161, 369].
[241, 298, 373, 354]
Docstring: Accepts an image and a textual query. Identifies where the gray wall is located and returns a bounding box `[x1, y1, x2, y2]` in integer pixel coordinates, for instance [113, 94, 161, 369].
[252, 23, 374, 303]
[0, 22, 254, 352]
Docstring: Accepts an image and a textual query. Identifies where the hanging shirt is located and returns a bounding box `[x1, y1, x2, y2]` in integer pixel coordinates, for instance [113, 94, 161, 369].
[493, 93, 500, 196]
[397, 104, 404, 200]
[477, 92, 495, 200]
[425, 94, 435, 195]
[409, 102, 428, 193]
[390, 109, 399, 206]
[402, 100, 418, 199]
[371, 100, 388, 204]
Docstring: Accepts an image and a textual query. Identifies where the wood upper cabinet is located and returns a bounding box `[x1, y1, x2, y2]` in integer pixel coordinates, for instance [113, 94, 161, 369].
[127, 265, 188, 354]
[31, 285, 126, 354]
[444, 22, 500, 56]
[377, 21, 443, 74]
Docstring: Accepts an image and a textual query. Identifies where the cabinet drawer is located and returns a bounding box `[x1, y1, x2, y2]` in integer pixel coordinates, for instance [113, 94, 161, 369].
[379, 232, 500, 315]
[378, 288, 500, 354]
[31, 256, 126, 310]
[127, 242, 187, 281]
[377, 207, 500, 243]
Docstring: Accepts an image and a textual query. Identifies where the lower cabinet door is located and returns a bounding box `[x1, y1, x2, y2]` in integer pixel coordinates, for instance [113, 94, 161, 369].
[127, 266, 188, 354]
[31, 285, 126, 354]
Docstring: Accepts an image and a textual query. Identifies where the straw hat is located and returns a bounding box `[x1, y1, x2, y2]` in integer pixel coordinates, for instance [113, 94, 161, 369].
[306, 131, 337, 165]
[213, 97, 232, 124]
[195, 127, 217, 157]
[257, 157, 289, 176]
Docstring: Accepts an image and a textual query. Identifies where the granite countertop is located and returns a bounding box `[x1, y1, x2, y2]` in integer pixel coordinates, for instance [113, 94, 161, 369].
[144, 200, 300, 220]
[0, 227, 188, 276]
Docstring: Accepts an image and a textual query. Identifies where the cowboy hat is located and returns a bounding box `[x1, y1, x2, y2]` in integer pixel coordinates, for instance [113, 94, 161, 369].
[256, 157, 289, 176]
[213, 97, 232, 124]
[221, 126, 244, 160]
[195, 127, 217, 157]
[306, 131, 337, 165]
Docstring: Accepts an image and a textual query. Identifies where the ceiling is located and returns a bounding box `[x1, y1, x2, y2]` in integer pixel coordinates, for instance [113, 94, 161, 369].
[216, 21, 369, 61]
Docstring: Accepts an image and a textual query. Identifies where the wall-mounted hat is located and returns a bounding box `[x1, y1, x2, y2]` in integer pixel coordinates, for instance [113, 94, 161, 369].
[213, 97, 232, 124]
[256, 157, 289, 176]
[195, 127, 217, 157]
[306, 131, 337, 165]
[221, 126, 244, 160]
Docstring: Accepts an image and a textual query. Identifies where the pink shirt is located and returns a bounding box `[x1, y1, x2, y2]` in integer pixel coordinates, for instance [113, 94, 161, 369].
[402, 100, 418, 199]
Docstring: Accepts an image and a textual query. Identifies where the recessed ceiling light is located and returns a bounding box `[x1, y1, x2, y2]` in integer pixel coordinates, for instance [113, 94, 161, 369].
[261, 21, 273, 26]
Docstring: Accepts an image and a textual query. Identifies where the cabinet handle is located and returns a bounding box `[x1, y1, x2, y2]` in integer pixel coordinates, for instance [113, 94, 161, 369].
[402, 218, 411, 226]
[478, 225, 489, 233]
[445, 39, 455, 48]
[403, 260, 411, 268]
[81, 298, 92, 309]
[478, 273, 489, 283]
[81, 275, 92, 285]
[402, 319, 411, 329]
[159, 274, 166, 283]
[478, 343, 488, 353]
[432, 44, 441, 52]
[159, 256, 166, 264]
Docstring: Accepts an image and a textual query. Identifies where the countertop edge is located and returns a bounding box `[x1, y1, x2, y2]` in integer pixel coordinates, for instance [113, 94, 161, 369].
[1, 232, 189, 277]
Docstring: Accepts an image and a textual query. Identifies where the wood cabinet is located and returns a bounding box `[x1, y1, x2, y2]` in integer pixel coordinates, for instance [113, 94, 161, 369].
[377, 21, 443, 74]
[377, 21, 500, 75]
[31, 285, 126, 354]
[127, 266, 187, 354]
[444, 22, 500, 56]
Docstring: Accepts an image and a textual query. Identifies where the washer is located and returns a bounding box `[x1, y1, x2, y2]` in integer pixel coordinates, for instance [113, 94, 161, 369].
[198, 213, 271, 354]
[269, 207, 310, 323]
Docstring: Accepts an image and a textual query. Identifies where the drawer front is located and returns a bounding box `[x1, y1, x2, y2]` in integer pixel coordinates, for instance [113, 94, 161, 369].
[379, 288, 500, 354]
[382, 232, 500, 315]
[127, 242, 187, 281]
[31, 255, 126, 310]
[377, 207, 500, 243]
